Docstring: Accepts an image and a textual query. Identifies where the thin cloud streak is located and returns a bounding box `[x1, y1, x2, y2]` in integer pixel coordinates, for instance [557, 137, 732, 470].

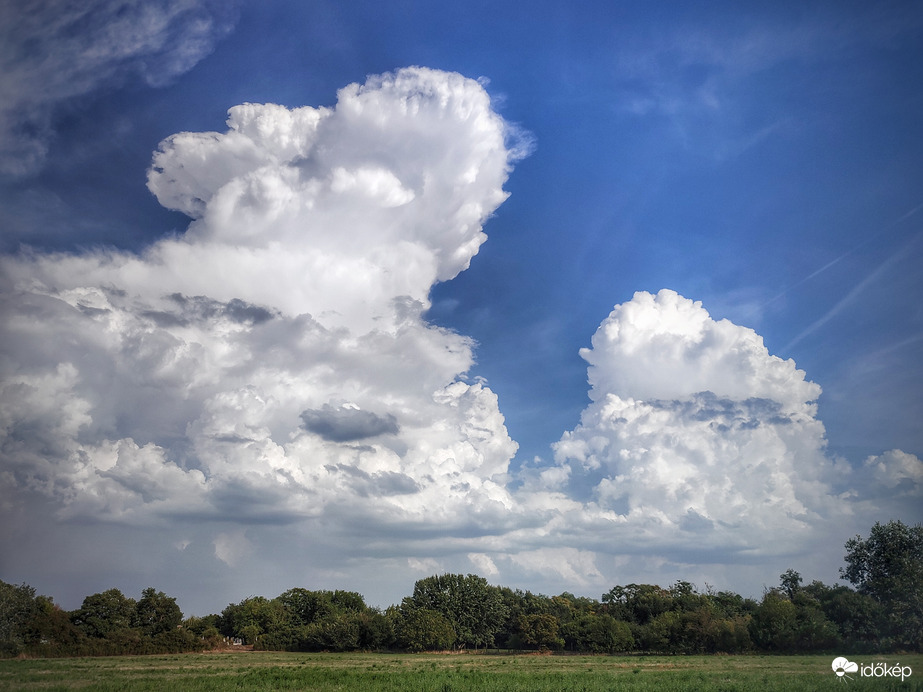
[784, 236, 918, 351]
[766, 201, 923, 313]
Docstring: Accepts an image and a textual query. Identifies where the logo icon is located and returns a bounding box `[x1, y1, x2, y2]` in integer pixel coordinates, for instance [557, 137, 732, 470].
[832, 657, 859, 682]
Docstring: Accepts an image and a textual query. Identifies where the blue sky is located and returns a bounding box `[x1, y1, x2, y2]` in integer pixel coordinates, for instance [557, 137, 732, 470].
[1, 0, 921, 615]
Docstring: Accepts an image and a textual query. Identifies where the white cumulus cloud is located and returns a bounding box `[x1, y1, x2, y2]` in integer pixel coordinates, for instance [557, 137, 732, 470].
[0, 68, 521, 547]
[542, 289, 921, 565]
[0, 64, 918, 609]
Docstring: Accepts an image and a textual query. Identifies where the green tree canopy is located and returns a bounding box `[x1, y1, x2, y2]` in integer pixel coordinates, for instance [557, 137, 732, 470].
[219, 596, 285, 645]
[518, 613, 564, 650]
[563, 613, 633, 653]
[277, 588, 334, 626]
[603, 584, 672, 624]
[410, 573, 508, 649]
[841, 520, 923, 650]
[0, 581, 38, 655]
[779, 569, 802, 601]
[71, 589, 136, 639]
[392, 602, 455, 652]
[135, 588, 182, 637]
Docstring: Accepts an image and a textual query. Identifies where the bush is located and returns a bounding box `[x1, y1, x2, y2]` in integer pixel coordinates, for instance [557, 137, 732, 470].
[563, 614, 633, 653]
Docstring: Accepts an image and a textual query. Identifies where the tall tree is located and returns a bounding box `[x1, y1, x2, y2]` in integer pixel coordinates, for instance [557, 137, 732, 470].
[277, 588, 333, 626]
[0, 581, 37, 655]
[71, 589, 136, 640]
[603, 584, 672, 625]
[219, 596, 285, 645]
[410, 574, 508, 649]
[135, 588, 182, 637]
[841, 520, 923, 650]
[779, 570, 802, 601]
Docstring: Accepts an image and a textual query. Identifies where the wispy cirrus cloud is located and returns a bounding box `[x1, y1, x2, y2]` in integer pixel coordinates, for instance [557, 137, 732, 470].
[611, 5, 923, 160]
[785, 237, 919, 351]
[0, 0, 239, 176]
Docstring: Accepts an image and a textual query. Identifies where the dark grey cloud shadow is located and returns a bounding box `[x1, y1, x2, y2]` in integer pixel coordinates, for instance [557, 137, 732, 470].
[300, 404, 399, 442]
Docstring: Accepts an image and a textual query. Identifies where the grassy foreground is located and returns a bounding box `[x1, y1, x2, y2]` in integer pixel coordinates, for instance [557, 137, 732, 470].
[1, 651, 921, 691]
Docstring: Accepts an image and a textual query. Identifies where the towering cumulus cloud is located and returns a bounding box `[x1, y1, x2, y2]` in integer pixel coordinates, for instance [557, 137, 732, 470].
[143, 69, 515, 329]
[545, 290, 922, 575]
[0, 69, 520, 547]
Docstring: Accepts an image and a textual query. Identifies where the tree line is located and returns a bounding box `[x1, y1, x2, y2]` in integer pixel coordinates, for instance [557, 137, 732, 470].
[1, 520, 920, 657]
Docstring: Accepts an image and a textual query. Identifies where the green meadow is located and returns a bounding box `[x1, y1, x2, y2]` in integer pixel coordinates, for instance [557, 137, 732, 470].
[2, 652, 921, 691]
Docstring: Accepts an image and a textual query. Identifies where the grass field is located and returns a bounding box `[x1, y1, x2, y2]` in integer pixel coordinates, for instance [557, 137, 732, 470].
[1, 651, 921, 691]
